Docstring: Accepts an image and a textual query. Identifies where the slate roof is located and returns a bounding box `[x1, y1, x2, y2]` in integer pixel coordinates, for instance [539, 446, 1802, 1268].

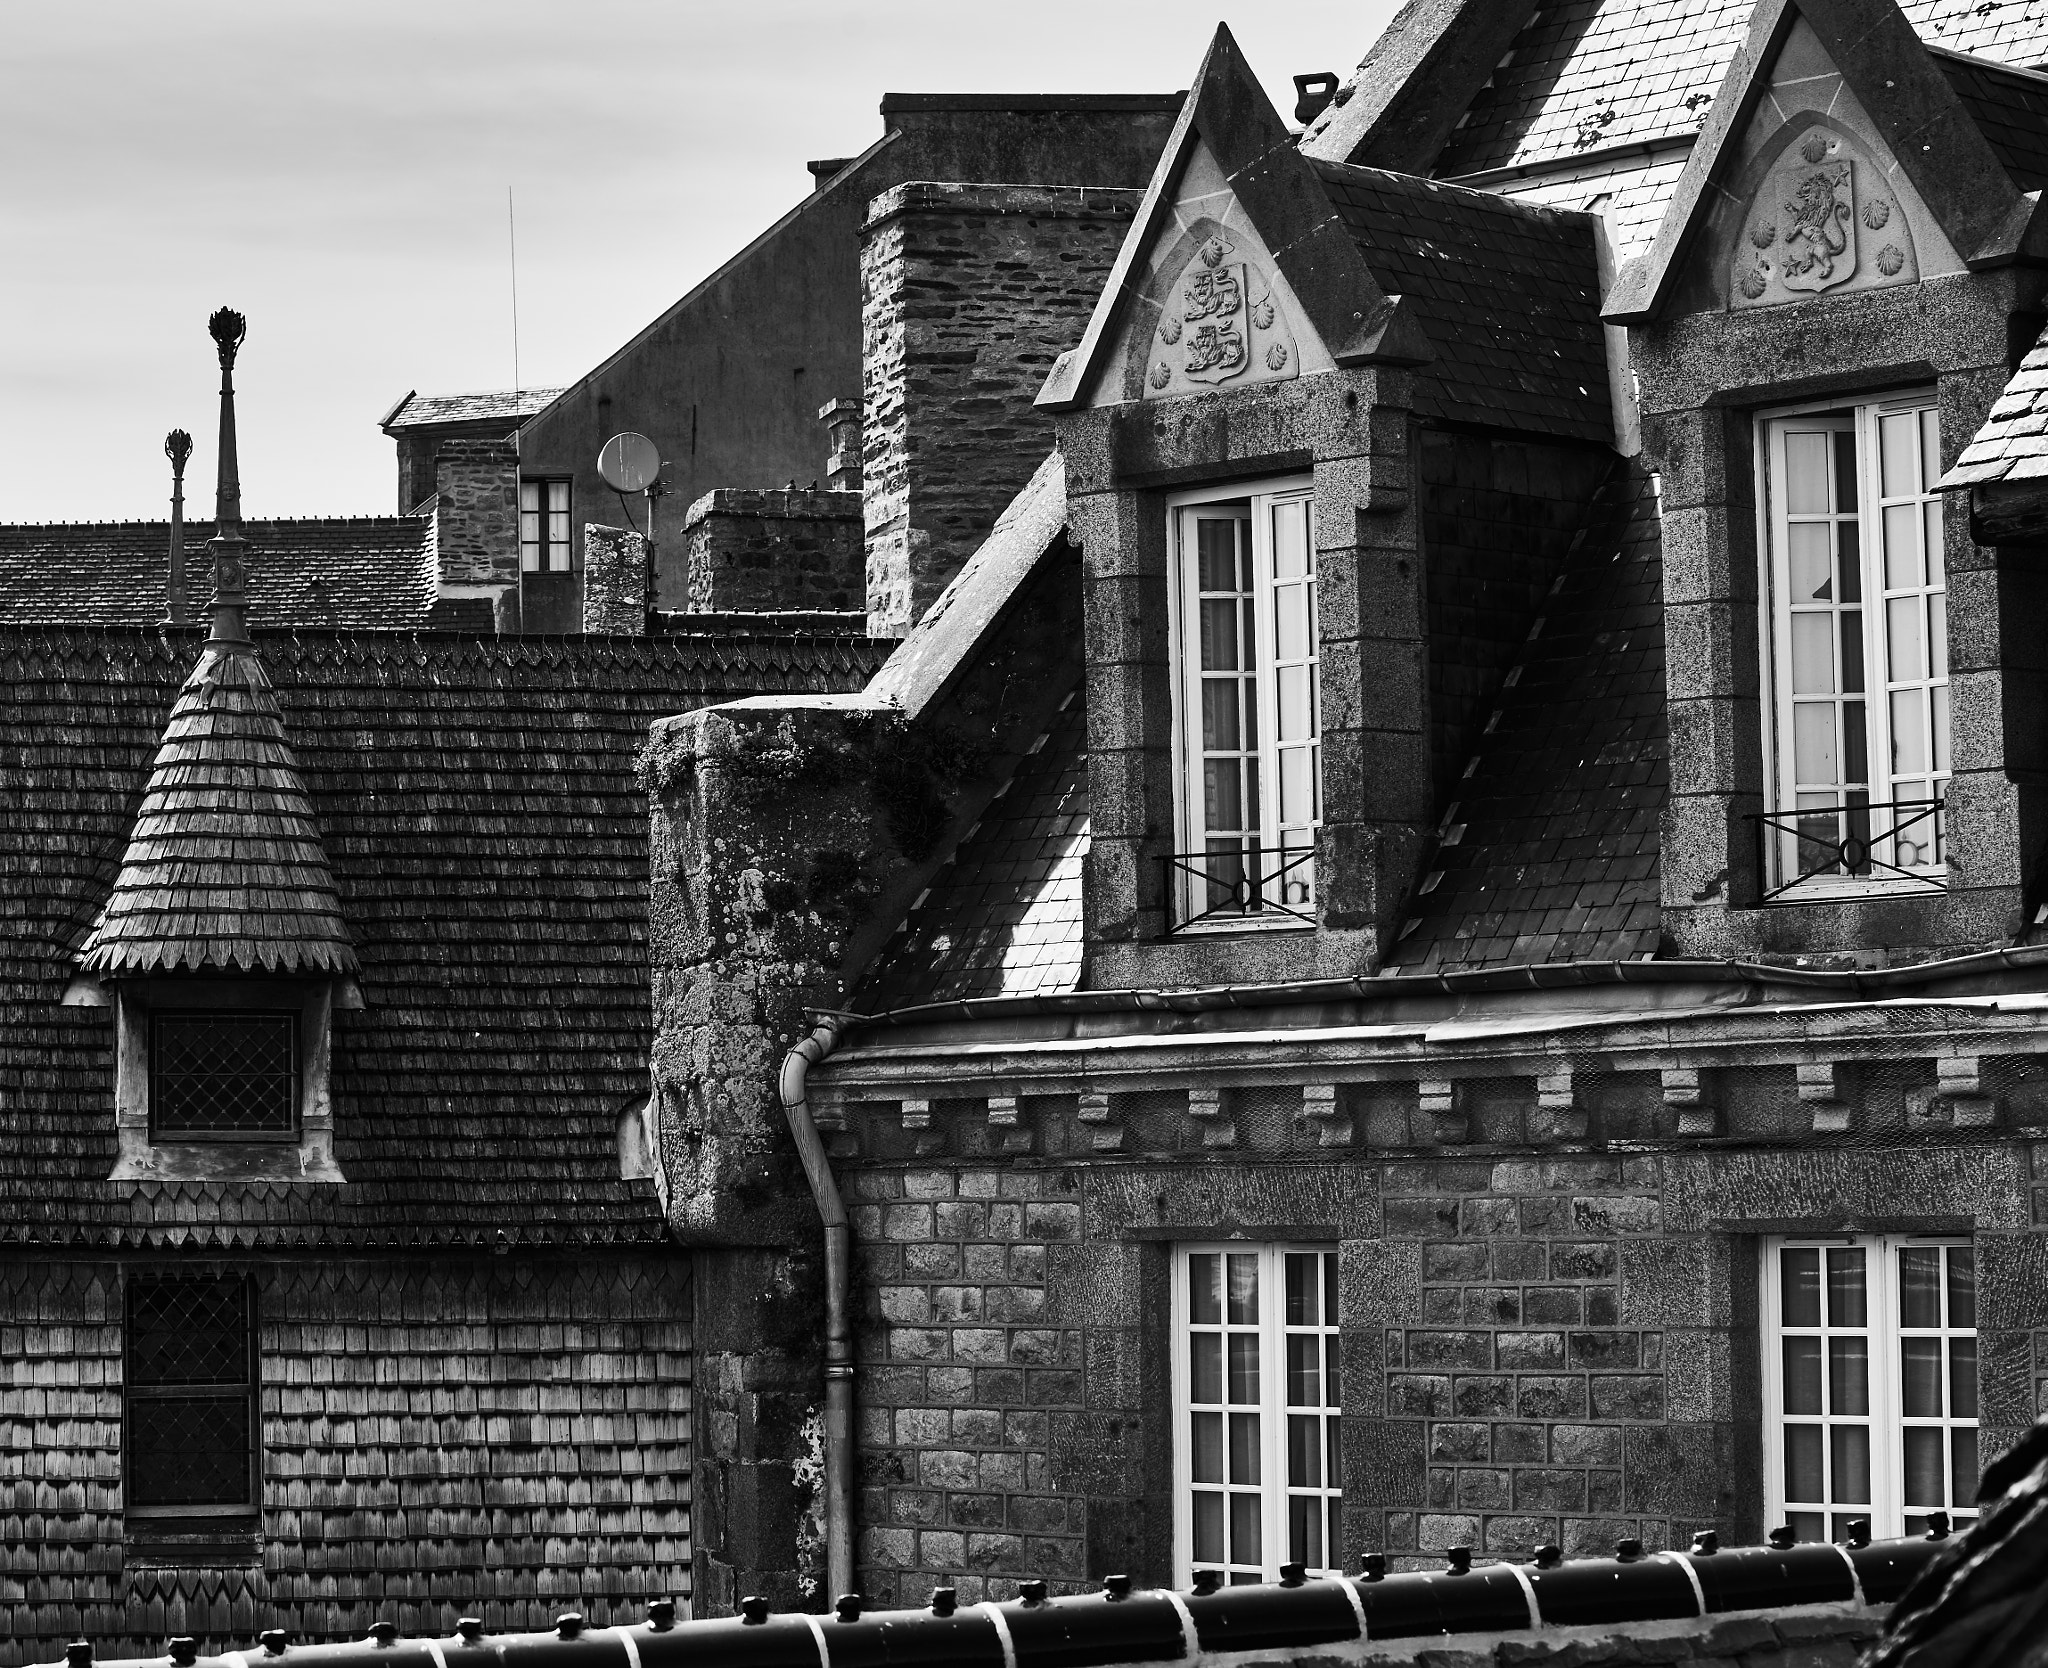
[1387, 460, 1667, 970]
[380, 388, 562, 430]
[857, 686, 1088, 1011]
[0, 518, 438, 629]
[77, 629, 355, 978]
[1930, 44, 2048, 190]
[1309, 160, 1613, 443]
[1431, 0, 2048, 182]
[1942, 317, 2048, 485]
[1, 624, 887, 1246]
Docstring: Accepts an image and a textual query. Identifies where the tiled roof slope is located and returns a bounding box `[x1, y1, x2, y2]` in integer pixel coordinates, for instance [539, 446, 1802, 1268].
[0, 519, 437, 628]
[1943, 316, 2048, 484]
[1, 625, 887, 1245]
[1931, 45, 2048, 190]
[78, 633, 355, 977]
[1387, 460, 1666, 970]
[1430, 0, 2048, 181]
[381, 388, 563, 429]
[1310, 161, 1612, 443]
[857, 686, 1088, 1011]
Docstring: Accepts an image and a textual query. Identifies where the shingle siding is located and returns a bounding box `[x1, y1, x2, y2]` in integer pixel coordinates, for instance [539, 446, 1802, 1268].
[0, 1253, 691, 1668]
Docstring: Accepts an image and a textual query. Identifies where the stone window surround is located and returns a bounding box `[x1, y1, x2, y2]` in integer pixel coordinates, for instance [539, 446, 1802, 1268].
[1059, 369, 1423, 993]
[81, 975, 353, 1183]
[1633, 270, 2033, 959]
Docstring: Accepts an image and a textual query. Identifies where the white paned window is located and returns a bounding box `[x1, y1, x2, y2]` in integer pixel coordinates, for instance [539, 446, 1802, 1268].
[1763, 1235, 1979, 1541]
[1168, 481, 1320, 930]
[520, 479, 573, 572]
[1172, 1244, 1341, 1584]
[1760, 395, 1948, 896]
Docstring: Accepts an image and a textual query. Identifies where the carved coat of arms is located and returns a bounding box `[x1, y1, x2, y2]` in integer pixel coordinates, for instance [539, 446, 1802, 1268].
[1730, 128, 1913, 309]
[1145, 230, 1298, 395]
[1778, 160, 1855, 292]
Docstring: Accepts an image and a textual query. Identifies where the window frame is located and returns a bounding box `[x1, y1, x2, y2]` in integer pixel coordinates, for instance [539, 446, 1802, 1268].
[1169, 1241, 1343, 1585]
[123, 1271, 260, 1521]
[1755, 389, 1949, 899]
[148, 1008, 300, 1144]
[520, 477, 574, 573]
[1760, 1232, 1979, 1542]
[1164, 476, 1321, 934]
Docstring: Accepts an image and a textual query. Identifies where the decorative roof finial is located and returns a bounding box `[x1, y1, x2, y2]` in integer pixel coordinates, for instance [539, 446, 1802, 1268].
[206, 308, 250, 644]
[164, 429, 193, 627]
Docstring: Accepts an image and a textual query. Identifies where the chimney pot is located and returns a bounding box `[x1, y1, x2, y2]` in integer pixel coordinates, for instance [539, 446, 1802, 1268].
[1293, 72, 1339, 125]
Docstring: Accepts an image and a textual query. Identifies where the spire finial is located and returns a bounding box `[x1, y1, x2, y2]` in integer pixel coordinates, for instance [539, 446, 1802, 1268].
[205, 308, 250, 643]
[164, 429, 193, 626]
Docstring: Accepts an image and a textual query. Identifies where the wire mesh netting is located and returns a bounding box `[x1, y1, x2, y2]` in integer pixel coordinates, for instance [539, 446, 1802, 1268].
[150, 1011, 296, 1134]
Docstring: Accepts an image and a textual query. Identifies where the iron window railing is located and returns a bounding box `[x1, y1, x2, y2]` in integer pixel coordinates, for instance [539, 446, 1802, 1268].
[1161, 845, 1315, 933]
[1750, 797, 1945, 902]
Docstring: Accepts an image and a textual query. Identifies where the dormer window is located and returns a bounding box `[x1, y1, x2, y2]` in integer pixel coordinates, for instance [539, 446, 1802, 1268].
[151, 1010, 298, 1139]
[1760, 394, 1949, 899]
[1167, 479, 1321, 931]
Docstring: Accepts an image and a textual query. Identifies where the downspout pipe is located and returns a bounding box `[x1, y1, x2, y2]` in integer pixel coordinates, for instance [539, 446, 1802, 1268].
[779, 1013, 854, 1608]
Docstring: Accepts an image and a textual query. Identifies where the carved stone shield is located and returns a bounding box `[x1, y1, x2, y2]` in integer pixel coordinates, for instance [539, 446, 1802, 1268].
[1778, 160, 1856, 293]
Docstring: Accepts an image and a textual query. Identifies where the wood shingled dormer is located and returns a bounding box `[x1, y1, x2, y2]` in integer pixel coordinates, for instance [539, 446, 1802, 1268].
[71, 311, 356, 1183]
[1038, 24, 1619, 985]
[1607, 0, 2048, 959]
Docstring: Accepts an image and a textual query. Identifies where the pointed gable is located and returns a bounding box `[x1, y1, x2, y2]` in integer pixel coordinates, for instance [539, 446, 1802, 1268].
[1606, 0, 2036, 322]
[1037, 24, 1431, 414]
[77, 633, 356, 979]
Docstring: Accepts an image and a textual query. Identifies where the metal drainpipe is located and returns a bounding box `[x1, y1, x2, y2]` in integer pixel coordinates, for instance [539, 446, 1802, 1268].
[779, 1013, 854, 1606]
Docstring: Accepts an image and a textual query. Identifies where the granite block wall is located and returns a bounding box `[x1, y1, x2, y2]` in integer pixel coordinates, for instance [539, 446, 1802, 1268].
[830, 1098, 2048, 1607]
[0, 1253, 691, 1667]
[860, 183, 1139, 636]
[677, 490, 864, 614]
[431, 438, 520, 591]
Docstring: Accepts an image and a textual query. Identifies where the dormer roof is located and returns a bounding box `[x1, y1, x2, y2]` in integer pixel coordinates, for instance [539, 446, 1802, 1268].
[77, 635, 356, 979]
[1606, 0, 2046, 323]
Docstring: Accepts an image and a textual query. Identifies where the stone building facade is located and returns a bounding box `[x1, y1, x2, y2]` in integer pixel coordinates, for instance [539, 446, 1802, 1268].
[640, 0, 2048, 1621]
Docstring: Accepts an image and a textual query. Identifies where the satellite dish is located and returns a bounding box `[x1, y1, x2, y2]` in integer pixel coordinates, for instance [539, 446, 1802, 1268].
[598, 432, 662, 493]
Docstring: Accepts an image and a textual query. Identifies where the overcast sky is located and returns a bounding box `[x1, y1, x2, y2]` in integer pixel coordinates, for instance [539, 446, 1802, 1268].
[0, 1, 1395, 524]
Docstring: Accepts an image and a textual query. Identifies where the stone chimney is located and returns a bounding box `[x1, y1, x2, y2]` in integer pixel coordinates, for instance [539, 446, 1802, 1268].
[819, 399, 862, 492]
[859, 182, 1139, 637]
[583, 524, 650, 633]
[431, 435, 520, 620]
[680, 489, 863, 613]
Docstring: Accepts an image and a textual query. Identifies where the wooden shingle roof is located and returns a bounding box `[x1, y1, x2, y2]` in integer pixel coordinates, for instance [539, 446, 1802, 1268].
[77, 632, 356, 978]
[4, 624, 887, 1245]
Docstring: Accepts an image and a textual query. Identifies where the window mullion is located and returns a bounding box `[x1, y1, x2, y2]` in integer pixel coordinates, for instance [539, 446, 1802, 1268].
[1264, 1244, 1287, 1582]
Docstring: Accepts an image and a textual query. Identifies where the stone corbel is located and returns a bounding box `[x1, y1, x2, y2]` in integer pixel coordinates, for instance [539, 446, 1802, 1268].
[1797, 1062, 1852, 1133]
[1921, 1058, 1999, 1128]
[986, 1094, 1034, 1155]
[1187, 1086, 1237, 1148]
[899, 1097, 945, 1157]
[1077, 1090, 1124, 1152]
[1419, 1079, 1466, 1144]
[1661, 1067, 1718, 1137]
[1530, 1068, 1588, 1141]
[1302, 1083, 1352, 1149]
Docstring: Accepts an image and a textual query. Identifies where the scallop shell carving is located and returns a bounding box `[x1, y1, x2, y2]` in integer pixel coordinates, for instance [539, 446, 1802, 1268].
[1150, 362, 1172, 389]
[1158, 315, 1182, 345]
[1738, 266, 1769, 300]
[1863, 198, 1892, 230]
[1266, 343, 1289, 371]
[1876, 244, 1905, 276]
[1251, 297, 1276, 330]
[1750, 222, 1777, 249]
[1802, 135, 1830, 164]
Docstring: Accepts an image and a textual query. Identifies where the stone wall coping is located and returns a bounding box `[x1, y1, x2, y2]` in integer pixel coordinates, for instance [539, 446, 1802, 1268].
[680, 487, 862, 528]
[861, 180, 1146, 233]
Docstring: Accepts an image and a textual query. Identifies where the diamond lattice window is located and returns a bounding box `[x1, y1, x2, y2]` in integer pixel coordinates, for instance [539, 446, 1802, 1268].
[126, 1276, 256, 1511]
[151, 1012, 297, 1135]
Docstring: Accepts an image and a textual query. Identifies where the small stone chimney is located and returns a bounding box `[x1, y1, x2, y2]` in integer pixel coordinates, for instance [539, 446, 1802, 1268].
[819, 399, 862, 493]
[431, 435, 520, 617]
[583, 525, 650, 633]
